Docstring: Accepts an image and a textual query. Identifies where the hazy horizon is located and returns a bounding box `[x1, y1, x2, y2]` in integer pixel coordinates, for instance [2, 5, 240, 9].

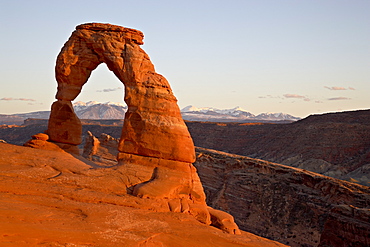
[1, 1, 369, 118]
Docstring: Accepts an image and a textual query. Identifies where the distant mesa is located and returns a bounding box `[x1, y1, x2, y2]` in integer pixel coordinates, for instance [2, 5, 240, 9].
[26, 23, 240, 233]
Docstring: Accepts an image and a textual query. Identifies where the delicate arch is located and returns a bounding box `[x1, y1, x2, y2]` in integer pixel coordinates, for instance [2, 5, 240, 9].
[48, 23, 195, 163]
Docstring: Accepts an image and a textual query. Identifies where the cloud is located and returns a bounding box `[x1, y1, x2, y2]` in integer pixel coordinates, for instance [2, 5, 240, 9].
[283, 94, 306, 99]
[0, 97, 36, 101]
[328, 97, 351, 101]
[324, 86, 355, 90]
[97, 87, 122, 92]
[258, 95, 281, 99]
[260, 94, 311, 102]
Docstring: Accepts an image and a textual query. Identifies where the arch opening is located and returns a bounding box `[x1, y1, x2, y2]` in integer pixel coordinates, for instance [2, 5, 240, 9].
[73, 63, 125, 106]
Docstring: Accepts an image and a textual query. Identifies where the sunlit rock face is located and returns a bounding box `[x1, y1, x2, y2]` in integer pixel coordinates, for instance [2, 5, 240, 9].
[49, 23, 194, 163]
[0, 142, 288, 246]
[45, 23, 240, 233]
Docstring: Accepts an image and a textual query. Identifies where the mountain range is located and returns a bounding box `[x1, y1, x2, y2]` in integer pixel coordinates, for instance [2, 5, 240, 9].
[181, 105, 300, 122]
[0, 101, 300, 125]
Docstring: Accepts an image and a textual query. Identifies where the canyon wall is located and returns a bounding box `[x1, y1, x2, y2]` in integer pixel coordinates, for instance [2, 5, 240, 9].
[187, 109, 370, 186]
[194, 147, 370, 247]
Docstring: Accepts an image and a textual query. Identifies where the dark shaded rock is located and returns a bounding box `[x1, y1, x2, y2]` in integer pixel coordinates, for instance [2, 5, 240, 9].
[194, 147, 370, 247]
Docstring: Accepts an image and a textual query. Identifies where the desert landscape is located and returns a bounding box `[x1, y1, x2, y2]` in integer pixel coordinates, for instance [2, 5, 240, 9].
[0, 22, 286, 247]
[2, 112, 369, 246]
[1, 4, 369, 246]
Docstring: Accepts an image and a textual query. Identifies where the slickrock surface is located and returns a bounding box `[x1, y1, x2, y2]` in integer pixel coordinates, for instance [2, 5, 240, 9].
[194, 147, 370, 247]
[0, 143, 286, 247]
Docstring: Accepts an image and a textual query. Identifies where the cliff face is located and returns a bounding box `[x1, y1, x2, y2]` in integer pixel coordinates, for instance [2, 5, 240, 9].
[194, 147, 370, 247]
[187, 109, 370, 186]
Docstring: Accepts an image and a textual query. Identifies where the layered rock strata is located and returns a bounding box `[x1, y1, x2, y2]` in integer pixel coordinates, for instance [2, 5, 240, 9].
[194, 147, 370, 247]
[186, 109, 370, 186]
[44, 23, 239, 232]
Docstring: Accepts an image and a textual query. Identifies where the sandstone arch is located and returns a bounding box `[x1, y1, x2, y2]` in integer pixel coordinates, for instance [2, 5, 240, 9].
[47, 23, 202, 202]
[46, 23, 240, 233]
[48, 23, 194, 163]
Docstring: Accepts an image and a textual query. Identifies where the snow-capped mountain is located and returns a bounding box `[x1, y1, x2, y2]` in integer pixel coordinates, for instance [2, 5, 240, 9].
[254, 112, 300, 121]
[0, 102, 300, 125]
[181, 105, 300, 122]
[73, 101, 127, 119]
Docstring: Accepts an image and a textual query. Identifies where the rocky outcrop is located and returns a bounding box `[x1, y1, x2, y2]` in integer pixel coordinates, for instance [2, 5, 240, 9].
[194, 147, 370, 247]
[82, 131, 119, 166]
[48, 22, 196, 196]
[49, 22, 194, 163]
[43, 23, 240, 233]
[81, 131, 240, 232]
[0, 143, 286, 246]
[47, 100, 82, 145]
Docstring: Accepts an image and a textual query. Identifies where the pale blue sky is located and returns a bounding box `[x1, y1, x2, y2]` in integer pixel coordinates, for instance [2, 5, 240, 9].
[0, 0, 369, 117]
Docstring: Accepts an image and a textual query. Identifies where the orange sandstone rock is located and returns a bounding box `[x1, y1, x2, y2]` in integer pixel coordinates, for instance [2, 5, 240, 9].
[49, 22, 196, 200]
[51, 22, 194, 163]
[32, 133, 49, 141]
[0, 143, 287, 246]
[47, 100, 82, 145]
[44, 23, 240, 234]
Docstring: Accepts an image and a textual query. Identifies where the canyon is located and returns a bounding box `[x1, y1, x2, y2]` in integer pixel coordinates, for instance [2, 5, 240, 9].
[187, 109, 370, 186]
[194, 147, 370, 247]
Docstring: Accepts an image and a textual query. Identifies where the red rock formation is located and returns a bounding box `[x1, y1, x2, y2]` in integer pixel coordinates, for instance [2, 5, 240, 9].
[50, 23, 194, 163]
[48, 22, 197, 197]
[45, 23, 239, 233]
[47, 100, 82, 145]
[82, 131, 118, 166]
[82, 131, 240, 230]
